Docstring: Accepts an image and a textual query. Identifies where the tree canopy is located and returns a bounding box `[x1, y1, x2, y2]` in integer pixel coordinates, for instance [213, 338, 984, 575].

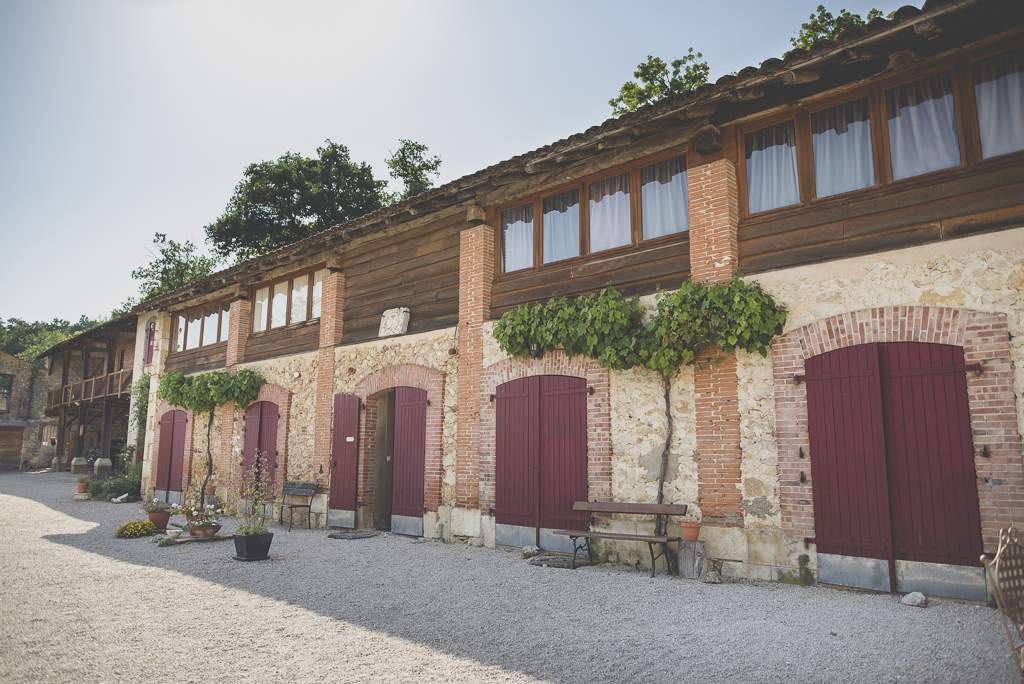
[386, 139, 442, 201]
[609, 49, 710, 116]
[789, 5, 892, 53]
[204, 140, 388, 261]
[0, 316, 103, 366]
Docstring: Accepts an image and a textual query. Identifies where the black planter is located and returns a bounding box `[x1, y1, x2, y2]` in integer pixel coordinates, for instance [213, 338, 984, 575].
[232, 532, 274, 561]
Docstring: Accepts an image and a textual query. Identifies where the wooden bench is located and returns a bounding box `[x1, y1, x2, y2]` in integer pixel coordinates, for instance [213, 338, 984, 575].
[553, 501, 689, 577]
[273, 480, 319, 531]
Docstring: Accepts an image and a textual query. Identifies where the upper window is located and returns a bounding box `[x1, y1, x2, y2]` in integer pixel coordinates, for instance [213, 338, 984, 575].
[811, 98, 875, 198]
[171, 298, 232, 353]
[251, 267, 329, 333]
[0, 374, 13, 413]
[746, 121, 800, 213]
[499, 152, 689, 273]
[885, 72, 960, 181]
[973, 46, 1024, 160]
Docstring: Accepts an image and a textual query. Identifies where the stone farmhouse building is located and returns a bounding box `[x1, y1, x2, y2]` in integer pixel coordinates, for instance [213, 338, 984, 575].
[122, 0, 1024, 600]
[0, 351, 59, 470]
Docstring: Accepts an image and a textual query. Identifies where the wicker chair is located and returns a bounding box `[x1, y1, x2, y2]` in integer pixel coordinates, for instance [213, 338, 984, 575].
[983, 527, 1024, 682]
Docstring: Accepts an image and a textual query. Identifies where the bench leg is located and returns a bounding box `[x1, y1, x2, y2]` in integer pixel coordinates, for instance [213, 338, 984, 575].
[648, 542, 657, 578]
[287, 508, 293, 532]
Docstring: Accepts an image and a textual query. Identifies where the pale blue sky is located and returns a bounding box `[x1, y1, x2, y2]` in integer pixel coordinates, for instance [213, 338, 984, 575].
[0, 0, 902, 323]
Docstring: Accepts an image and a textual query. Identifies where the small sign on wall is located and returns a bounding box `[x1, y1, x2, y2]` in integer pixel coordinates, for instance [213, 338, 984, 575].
[379, 307, 411, 337]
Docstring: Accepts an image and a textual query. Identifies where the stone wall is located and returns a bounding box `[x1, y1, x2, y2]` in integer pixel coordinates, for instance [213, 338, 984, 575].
[0, 351, 58, 468]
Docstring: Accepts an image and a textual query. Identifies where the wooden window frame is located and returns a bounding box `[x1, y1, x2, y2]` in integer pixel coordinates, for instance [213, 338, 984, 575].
[494, 146, 692, 277]
[170, 297, 232, 353]
[737, 36, 1024, 224]
[249, 264, 328, 336]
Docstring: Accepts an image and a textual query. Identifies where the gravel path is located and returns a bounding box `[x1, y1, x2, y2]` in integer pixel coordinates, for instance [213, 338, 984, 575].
[0, 471, 1016, 684]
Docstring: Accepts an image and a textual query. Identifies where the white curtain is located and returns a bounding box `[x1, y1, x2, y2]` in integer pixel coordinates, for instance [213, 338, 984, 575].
[641, 156, 688, 239]
[501, 204, 533, 272]
[252, 287, 268, 333]
[974, 47, 1024, 159]
[186, 310, 202, 350]
[812, 97, 874, 198]
[746, 121, 800, 214]
[271, 282, 287, 328]
[886, 72, 960, 181]
[589, 173, 630, 252]
[543, 190, 579, 263]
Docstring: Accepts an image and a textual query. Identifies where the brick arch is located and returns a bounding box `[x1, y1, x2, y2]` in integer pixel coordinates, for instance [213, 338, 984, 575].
[353, 365, 446, 513]
[772, 305, 1023, 552]
[479, 352, 611, 511]
[152, 400, 194, 496]
[230, 383, 292, 481]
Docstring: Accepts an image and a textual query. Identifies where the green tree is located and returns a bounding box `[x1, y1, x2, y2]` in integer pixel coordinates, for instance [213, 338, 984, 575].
[205, 140, 388, 261]
[129, 232, 219, 302]
[0, 316, 103, 366]
[386, 139, 442, 201]
[790, 5, 892, 52]
[609, 48, 710, 115]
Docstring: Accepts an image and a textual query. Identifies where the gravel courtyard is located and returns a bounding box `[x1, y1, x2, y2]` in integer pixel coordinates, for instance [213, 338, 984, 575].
[0, 471, 1016, 684]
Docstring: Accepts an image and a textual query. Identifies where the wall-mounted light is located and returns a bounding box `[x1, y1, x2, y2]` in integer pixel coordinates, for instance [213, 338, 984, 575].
[529, 343, 543, 359]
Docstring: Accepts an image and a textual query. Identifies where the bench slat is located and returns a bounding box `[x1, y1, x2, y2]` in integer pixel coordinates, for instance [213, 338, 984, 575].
[552, 530, 682, 543]
[571, 501, 688, 516]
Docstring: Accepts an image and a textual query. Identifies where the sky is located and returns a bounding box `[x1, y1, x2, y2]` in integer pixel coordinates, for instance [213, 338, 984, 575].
[0, 0, 903, 324]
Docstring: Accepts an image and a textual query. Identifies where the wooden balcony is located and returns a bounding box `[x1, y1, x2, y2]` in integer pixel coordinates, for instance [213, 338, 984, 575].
[46, 369, 134, 411]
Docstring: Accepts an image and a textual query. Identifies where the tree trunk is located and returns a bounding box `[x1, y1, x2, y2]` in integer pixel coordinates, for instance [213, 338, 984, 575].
[200, 411, 214, 508]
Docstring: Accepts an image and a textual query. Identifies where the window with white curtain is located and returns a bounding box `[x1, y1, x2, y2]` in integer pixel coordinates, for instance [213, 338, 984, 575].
[252, 287, 269, 333]
[290, 274, 309, 325]
[501, 204, 534, 273]
[973, 47, 1024, 160]
[641, 156, 688, 239]
[589, 173, 631, 252]
[746, 121, 800, 214]
[543, 190, 579, 263]
[886, 72, 961, 181]
[812, 98, 875, 198]
[311, 269, 327, 319]
[185, 310, 202, 351]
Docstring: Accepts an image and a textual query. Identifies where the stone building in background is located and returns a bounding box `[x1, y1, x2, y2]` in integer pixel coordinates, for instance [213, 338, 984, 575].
[0, 351, 59, 470]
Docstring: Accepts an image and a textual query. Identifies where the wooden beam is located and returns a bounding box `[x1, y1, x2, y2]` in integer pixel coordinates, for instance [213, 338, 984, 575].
[914, 18, 943, 39]
[465, 206, 486, 225]
[781, 69, 820, 85]
[726, 87, 766, 102]
[694, 124, 723, 156]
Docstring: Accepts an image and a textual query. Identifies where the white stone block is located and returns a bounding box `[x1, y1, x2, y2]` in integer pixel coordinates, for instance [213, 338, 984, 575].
[451, 507, 481, 538]
[379, 308, 411, 337]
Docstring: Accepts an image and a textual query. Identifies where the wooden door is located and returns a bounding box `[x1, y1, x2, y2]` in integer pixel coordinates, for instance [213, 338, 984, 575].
[539, 376, 589, 535]
[328, 393, 360, 527]
[494, 375, 588, 550]
[879, 343, 984, 567]
[155, 410, 186, 501]
[0, 428, 22, 468]
[392, 387, 427, 521]
[242, 402, 278, 482]
[805, 344, 894, 562]
[495, 376, 540, 539]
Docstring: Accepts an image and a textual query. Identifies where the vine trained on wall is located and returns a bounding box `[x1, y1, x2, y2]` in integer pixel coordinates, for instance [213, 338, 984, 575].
[157, 368, 266, 505]
[492, 276, 787, 509]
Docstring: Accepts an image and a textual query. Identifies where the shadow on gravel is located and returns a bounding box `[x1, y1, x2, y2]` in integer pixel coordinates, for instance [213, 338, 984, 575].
[8, 471, 1020, 684]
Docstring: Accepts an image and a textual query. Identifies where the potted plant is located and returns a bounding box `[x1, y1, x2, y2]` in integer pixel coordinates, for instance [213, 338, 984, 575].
[205, 479, 217, 497]
[227, 447, 279, 561]
[76, 475, 90, 493]
[141, 499, 172, 531]
[177, 503, 224, 539]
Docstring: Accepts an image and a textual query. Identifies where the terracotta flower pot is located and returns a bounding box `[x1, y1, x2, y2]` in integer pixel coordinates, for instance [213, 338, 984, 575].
[680, 522, 701, 542]
[188, 524, 222, 539]
[148, 511, 171, 532]
[205, 485, 217, 496]
[76, 482, 88, 493]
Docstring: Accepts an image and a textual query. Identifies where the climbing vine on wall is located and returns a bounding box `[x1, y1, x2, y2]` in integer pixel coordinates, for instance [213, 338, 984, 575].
[492, 276, 787, 508]
[157, 368, 265, 505]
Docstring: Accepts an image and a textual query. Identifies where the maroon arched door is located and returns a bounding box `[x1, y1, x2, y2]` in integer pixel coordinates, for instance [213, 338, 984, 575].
[494, 375, 589, 551]
[805, 342, 985, 600]
[155, 410, 186, 503]
[243, 401, 279, 483]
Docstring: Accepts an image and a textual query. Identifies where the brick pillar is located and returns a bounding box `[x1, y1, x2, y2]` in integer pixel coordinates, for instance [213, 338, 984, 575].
[225, 298, 251, 368]
[456, 223, 494, 509]
[688, 159, 742, 525]
[314, 270, 345, 490]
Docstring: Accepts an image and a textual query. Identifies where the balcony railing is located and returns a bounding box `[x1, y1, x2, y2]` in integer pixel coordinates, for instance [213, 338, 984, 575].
[46, 369, 134, 411]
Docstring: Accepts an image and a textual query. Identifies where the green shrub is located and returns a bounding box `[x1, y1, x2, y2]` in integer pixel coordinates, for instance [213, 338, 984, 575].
[115, 520, 157, 538]
[101, 477, 141, 498]
[157, 537, 177, 547]
[129, 462, 143, 482]
[86, 480, 103, 497]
